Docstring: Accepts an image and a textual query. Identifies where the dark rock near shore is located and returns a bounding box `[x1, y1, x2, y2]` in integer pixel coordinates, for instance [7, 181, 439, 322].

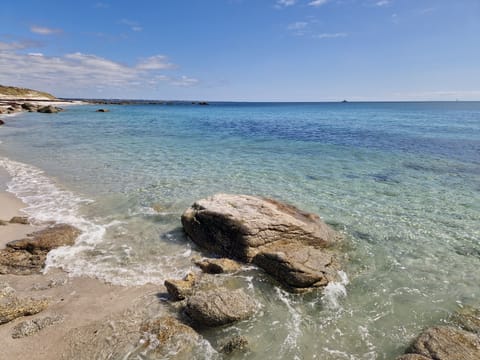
[253, 242, 339, 291]
[21, 103, 38, 112]
[194, 258, 241, 274]
[182, 193, 340, 291]
[185, 288, 257, 327]
[11, 314, 64, 338]
[164, 272, 196, 301]
[0, 282, 49, 325]
[0, 224, 81, 275]
[0, 119, 4, 125]
[96, 108, 109, 112]
[9, 216, 29, 225]
[402, 326, 480, 360]
[37, 105, 62, 113]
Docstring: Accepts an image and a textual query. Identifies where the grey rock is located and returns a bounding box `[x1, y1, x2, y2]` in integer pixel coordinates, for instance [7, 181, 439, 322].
[37, 105, 62, 113]
[406, 326, 480, 360]
[185, 288, 257, 327]
[11, 314, 64, 338]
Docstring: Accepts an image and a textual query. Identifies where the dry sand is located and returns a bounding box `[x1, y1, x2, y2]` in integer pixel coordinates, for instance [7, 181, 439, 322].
[0, 169, 167, 359]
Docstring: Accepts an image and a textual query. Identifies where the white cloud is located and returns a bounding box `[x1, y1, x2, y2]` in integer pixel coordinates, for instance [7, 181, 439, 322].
[288, 21, 309, 30]
[308, 0, 328, 7]
[275, 0, 297, 8]
[120, 19, 143, 32]
[136, 55, 176, 70]
[94, 2, 109, 8]
[375, 0, 391, 6]
[0, 42, 198, 93]
[30, 25, 62, 35]
[314, 32, 347, 39]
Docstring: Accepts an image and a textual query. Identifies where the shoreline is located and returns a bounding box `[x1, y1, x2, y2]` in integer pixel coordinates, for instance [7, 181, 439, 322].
[0, 167, 163, 359]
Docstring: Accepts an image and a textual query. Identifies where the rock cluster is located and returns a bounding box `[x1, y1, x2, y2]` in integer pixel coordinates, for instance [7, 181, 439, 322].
[0, 224, 81, 275]
[182, 193, 341, 292]
[0, 102, 63, 116]
[0, 282, 49, 325]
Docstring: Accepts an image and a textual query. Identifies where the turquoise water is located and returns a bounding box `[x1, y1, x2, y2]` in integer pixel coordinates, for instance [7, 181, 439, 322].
[0, 102, 479, 359]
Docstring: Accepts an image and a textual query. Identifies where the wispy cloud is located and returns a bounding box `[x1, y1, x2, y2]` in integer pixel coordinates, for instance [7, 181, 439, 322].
[120, 19, 143, 32]
[314, 32, 347, 39]
[136, 55, 176, 70]
[275, 0, 297, 8]
[308, 0, 329, 7]
[94, 2, 109, 8]
[30, 25, 63, 35]
[287, 21, 309, 30]
[375, 0, 391, 6]
[0, 40, 41, 51]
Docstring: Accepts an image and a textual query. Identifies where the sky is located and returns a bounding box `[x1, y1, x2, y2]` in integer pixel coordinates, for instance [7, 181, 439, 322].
[0, 0, 479, 101]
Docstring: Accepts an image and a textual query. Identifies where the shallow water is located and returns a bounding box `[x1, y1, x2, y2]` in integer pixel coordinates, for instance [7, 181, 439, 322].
[0, 102, 479, 358]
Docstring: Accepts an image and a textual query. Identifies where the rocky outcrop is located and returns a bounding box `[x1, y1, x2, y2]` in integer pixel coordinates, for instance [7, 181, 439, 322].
[252, 242, 339, 291]
[37, 105, 62, 113]
[164, 273, 196, 301]
[185, 288, 257, 327]
[194, 258, 241, 274]
[0, 224, 81, 275]
[11, 314, 64, 338]
[0, 282, 49, 325]
[399, 326, 480, 360]
[182, 194, 340, 291]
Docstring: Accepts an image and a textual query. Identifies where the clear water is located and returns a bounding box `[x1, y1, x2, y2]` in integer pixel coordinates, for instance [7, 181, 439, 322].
[1, 102, 479, 359]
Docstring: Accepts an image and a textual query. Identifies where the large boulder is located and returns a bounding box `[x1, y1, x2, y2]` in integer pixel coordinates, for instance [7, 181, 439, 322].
[182, 194, 338, 261]
[185, 288, 257, 327]
[0, 224, 81, 275]
[182, 194, 340, 291]
[403, 326, 480, 360]
[37, 105, 62, 113]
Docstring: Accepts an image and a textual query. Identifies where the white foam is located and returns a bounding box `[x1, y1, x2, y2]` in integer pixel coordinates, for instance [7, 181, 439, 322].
[0, 157, 107, 274]
[322, 271, 349, 310]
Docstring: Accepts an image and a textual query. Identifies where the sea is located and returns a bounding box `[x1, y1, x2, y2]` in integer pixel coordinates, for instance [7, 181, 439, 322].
[0, 101, 479, 359]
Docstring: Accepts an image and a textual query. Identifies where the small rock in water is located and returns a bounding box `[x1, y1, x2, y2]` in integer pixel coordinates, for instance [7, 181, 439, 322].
[96, 108, 109, 112]
[194, 258, 241, 274]
[0, 119, 4, 125]
[164, 272, 196, 301]
[219, 335, 249, 354]
[11, 314, 64, 338]
[185, 288, 257, 327]
[9, 216, 29, 225]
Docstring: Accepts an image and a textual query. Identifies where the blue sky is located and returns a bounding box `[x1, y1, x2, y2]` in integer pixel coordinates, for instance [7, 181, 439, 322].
[0, 0, 479, 101]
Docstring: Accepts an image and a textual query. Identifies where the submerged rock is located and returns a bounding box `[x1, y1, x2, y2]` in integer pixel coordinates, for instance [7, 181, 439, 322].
[0, 224, 81, 275]
[185, 288, 257, 327]
[182, 194, 341, 291]
[219, 335, 249, 354]
[451, 306, 480, 334]
[11, 314, 64, 338]
[0, 283, 49, 325]
[194, 258, 241, 274]
[164, 272, 196, 301]
[403, 326, 480, 360]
